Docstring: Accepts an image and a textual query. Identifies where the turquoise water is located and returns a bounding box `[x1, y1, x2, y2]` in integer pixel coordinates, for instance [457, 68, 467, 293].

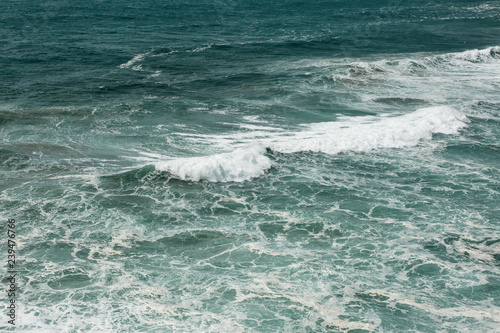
[1, 1, 500, 332]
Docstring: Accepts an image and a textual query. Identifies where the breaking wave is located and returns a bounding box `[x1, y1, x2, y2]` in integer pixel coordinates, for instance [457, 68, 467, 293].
[152, 106, 468, 182]
[154, 145, 271, 182]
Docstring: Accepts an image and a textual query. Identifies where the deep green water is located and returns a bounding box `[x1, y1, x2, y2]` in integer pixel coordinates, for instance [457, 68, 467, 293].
[1, 1, 500, 332]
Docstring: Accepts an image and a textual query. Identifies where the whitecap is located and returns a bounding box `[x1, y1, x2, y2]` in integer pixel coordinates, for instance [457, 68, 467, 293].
[442, 46, 500, 64]
[266, 106, 469, 154]
[119, 51, 150, 69]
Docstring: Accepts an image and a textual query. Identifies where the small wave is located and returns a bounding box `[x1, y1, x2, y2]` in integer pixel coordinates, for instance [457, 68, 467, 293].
[328, 46, 500, 85]
[441, 46, 500, 64]
[154, 145, 271, 182]
[119, 51, 150, 69]
[355, 46, 500, 70]
[187, 44, 213, 53]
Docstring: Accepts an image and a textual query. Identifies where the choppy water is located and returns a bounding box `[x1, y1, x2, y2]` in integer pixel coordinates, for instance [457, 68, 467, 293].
[1, 1, 500, 332]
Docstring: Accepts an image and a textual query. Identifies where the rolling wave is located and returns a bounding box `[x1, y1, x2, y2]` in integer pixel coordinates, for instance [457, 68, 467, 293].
[152, 106, 468, 182]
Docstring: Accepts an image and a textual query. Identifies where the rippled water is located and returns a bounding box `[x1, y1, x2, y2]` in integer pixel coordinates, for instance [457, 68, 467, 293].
[1, 1, 500, 332]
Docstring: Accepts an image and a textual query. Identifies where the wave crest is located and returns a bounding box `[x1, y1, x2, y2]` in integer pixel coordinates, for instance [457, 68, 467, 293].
[443, 46, 500, 63]
[268, 106, 469, 154]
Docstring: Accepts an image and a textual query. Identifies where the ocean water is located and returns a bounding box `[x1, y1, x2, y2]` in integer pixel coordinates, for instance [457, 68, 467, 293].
[1, 0, 500, 332]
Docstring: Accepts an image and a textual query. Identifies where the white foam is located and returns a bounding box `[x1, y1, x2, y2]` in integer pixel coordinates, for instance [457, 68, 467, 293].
[237, 123, 285, 131]
[276, 46, 500, 112]
[263, 106, 469, 154]
[364, 289, 500, 322]
[187, 44, 213, 53]
[119, 51, 150, 69]
[242, 115, 268, 123]
[149, 70, 162, 78]
[443, 46, 500, 64]
[155, 145, 271, 182]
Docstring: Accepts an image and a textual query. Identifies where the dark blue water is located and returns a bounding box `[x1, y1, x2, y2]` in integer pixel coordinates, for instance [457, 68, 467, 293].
[1, 1, 500, 332]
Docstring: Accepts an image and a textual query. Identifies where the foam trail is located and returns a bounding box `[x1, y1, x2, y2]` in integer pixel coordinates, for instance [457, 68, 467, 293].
[155, 145, 271, 182]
